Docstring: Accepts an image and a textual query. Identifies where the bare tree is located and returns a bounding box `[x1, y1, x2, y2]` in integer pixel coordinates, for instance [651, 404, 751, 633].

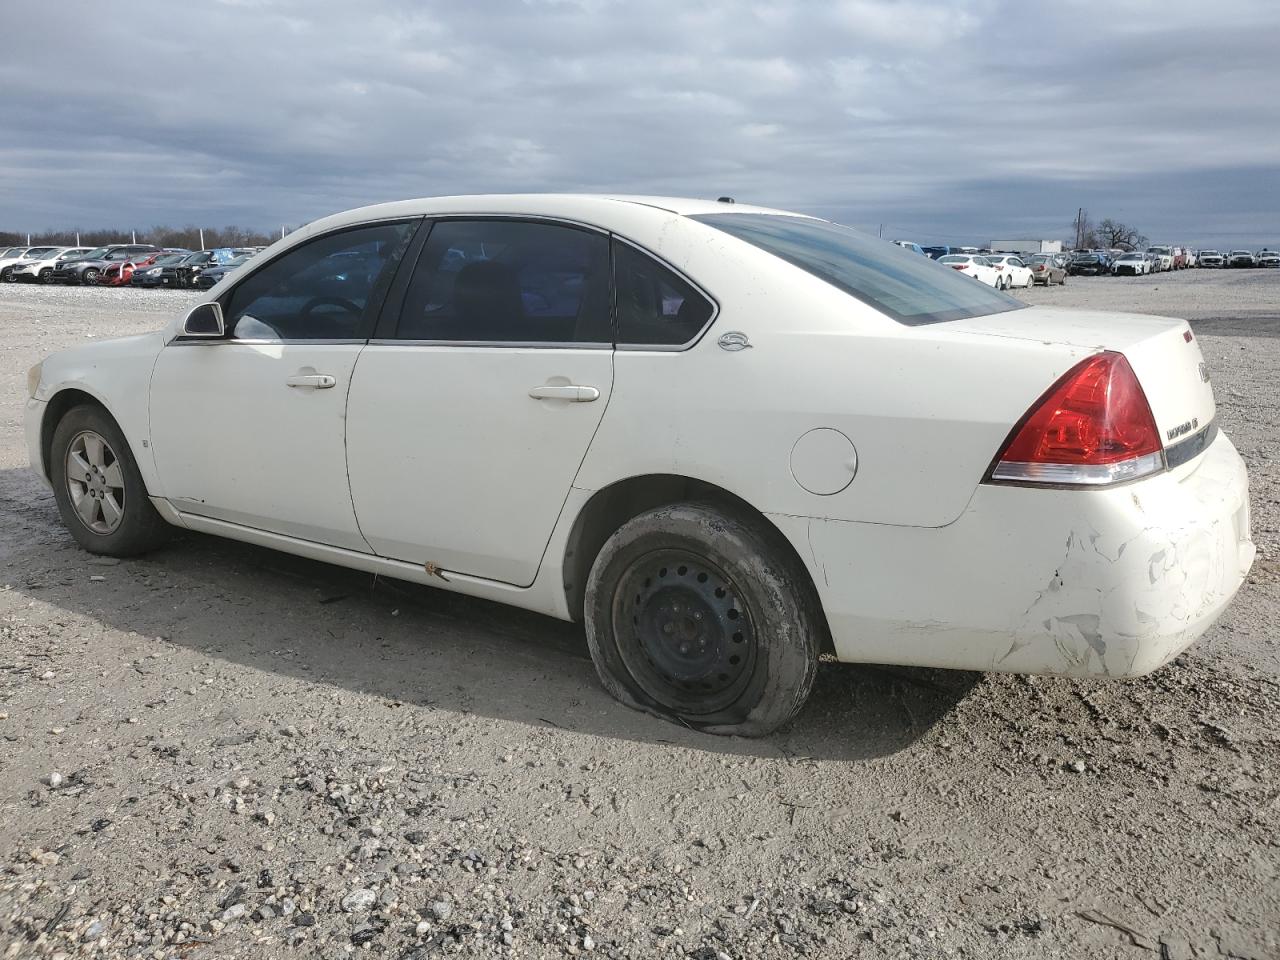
[1095, 218, 1148, 251]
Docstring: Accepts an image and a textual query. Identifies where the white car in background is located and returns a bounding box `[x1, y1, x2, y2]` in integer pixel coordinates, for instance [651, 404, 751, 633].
[983, 254, 1034, 289]
[23, 194, 1254, 736]
[938, 253, 1003, 287]
[1147, 247, 1175, 272]
[1111, 252, 1152, 276]
[10, 247, 93, 283]
[0, 246, 55, 282]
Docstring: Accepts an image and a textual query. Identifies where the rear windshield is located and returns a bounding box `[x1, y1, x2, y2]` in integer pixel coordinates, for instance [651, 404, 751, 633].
[690, 214, 1022, 326]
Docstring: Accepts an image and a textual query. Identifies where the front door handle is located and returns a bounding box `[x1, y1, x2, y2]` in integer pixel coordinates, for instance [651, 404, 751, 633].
[286, 374, 337, 389]
[528, 384, 600, 402]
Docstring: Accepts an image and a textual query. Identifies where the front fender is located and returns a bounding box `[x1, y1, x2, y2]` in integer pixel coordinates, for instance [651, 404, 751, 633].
[34, 334, 166, 493]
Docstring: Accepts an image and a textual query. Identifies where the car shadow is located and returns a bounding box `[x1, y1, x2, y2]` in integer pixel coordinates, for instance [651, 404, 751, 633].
[0, 467, 981, 761]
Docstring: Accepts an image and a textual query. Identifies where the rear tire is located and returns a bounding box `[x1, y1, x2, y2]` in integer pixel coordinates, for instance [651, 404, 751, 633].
[585, 502, 821, 737]
[50, 405, 172, 557]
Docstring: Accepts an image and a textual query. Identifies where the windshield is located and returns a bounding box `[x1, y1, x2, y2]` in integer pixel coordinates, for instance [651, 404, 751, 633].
[25, 247, 59, 258]
[151, 254, 186, 266]
[77, 246, 112, 259]
[1119, 253, 1143, 260]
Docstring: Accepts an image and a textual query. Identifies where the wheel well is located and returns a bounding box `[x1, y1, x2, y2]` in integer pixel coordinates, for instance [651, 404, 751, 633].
[560, 474, 833, 652]
[40, 389, 107, 480]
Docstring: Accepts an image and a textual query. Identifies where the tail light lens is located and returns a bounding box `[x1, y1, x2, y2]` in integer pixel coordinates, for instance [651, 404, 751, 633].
[950, 264, 966, 270]
[988, 352, 1165, 486]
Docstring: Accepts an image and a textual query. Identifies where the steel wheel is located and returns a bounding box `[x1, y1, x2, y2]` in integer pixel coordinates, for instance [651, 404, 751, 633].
[65, 430, 125, 535]
[611, 548, 758, 715]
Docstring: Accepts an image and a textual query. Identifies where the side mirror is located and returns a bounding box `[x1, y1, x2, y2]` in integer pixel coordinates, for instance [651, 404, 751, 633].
[182, 302, 225, 338]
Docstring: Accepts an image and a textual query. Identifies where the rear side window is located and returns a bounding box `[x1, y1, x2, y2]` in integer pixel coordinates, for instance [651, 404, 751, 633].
[395, 220, 611, 344]
[614, 241, 714, 346]
[691, 214, 1023, 326]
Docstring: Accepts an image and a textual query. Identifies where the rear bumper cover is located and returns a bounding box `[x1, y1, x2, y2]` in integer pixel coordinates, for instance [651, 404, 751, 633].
[773, 431, 1254, 677]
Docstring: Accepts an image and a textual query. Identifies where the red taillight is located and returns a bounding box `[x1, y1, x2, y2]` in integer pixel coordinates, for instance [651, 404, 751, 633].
[989, 352, 1164, 486]
[994, 264, 1003, 270]
[950, 264, 966, 270]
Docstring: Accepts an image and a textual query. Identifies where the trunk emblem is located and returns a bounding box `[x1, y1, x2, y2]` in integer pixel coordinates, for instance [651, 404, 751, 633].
[718, 331, 752, 351]
[1167, 418, 1199, 441]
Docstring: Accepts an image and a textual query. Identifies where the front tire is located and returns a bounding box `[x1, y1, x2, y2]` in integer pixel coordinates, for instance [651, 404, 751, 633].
[50, 405, 171, 556]
[81, 268, 100, 285]
[585, 502, 821, 736]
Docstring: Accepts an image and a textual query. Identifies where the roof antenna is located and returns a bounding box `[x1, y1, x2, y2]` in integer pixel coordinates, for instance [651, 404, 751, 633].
[716, 196, 735, 204]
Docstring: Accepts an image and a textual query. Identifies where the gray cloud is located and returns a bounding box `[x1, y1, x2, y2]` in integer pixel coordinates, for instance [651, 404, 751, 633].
[1, 0, 1277, 247]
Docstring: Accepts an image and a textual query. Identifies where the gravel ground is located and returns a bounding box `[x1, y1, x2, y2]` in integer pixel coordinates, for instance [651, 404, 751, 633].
[0, 274, 1277, 959]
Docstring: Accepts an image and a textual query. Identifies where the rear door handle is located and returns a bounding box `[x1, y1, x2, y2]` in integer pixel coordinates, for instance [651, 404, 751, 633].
[528, 384, 600, 402]
[286, 374, 337, 389]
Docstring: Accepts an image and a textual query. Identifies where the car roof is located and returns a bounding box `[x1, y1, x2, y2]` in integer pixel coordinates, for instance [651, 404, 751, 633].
[301, 194, 807, 235]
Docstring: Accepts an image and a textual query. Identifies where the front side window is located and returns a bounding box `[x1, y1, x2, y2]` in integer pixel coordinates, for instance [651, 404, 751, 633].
[394, 219, 611, 344]
[614, 241, 714, 346]
[692, 214, 1022, 326]
[222, 222, 415, 341]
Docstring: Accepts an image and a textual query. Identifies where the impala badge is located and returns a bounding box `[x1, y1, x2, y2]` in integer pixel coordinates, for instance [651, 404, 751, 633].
[718, 331, 752, 351]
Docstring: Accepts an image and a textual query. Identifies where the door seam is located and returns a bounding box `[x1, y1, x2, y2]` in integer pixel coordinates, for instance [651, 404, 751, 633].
[343, 343, 378, 554]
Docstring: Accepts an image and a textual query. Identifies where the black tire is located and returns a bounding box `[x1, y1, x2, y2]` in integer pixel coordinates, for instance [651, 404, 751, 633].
[81, 268, 100, 285]
[39, 268, 53, 283]
[1059, 272, 1066, 285]
[584, 502, 821, 737]
[0, 266, 12, 282]
[50, 404, 172, 557]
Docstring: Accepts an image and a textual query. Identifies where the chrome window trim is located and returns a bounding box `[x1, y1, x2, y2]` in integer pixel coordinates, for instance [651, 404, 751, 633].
[167, 338, 368, 347]
[367, 339, 612, 350]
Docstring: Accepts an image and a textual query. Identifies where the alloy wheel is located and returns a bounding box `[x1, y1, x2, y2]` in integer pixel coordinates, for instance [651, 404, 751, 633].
[65, 430, 125, 534]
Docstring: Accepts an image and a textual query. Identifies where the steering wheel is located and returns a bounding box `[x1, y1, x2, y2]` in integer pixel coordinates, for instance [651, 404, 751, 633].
[298, 296, 362, 322]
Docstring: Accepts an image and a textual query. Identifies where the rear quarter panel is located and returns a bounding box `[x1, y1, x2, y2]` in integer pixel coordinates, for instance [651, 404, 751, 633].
[575, 225, 1095, 528]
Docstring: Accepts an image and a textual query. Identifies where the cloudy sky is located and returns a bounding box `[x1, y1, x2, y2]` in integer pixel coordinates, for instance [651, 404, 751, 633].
[2, 0, 1278, 247]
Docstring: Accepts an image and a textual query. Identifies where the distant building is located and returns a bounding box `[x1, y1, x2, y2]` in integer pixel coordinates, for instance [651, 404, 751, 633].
[989, 239, 1063, 254]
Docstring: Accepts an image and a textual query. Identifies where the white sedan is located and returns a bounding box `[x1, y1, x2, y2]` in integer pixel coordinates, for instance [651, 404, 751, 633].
[983, 254, 1035, 289]
[937, 254, 1003, 287]
[24, 195, 1254, 736]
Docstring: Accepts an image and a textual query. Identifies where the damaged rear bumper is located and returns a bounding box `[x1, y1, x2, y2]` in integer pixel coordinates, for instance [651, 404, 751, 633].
[772, 430, 1254, 678]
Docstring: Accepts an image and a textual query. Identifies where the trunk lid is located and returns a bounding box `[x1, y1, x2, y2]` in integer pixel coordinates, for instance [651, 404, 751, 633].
[946, 306, 1217, 458]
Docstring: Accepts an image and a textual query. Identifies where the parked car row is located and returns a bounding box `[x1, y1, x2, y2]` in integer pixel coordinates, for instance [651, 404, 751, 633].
[1202, 249, 1279, 268]
[899, 238, 1277, 280]
[0, 244, 261, 287]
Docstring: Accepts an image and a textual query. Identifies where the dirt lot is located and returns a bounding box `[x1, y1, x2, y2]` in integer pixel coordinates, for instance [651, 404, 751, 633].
[1, 271, 1278, 959]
